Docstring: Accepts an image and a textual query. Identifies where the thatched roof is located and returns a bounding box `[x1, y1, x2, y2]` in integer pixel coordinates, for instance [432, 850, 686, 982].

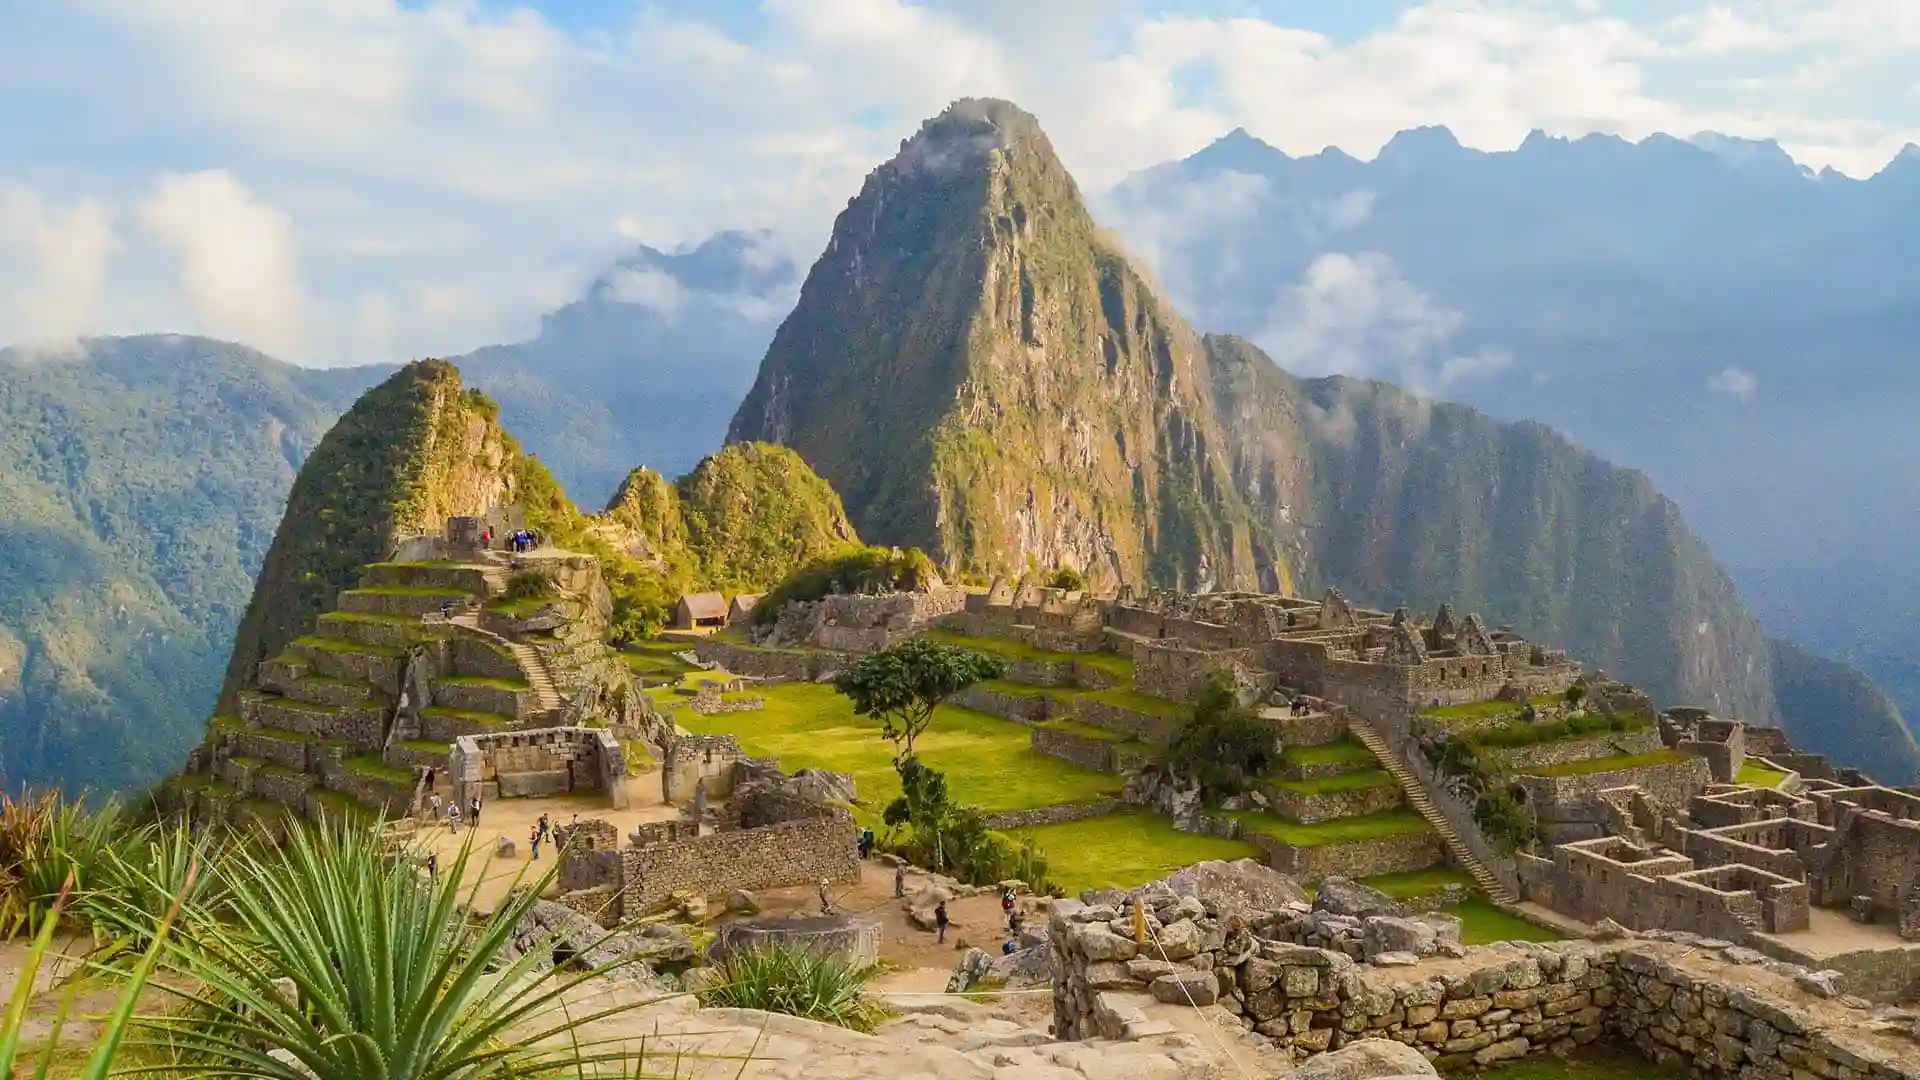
[678, 591, 727, 620]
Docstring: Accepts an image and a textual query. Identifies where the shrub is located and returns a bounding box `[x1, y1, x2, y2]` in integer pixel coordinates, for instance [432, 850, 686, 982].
[698, 943, 890, 1033]
[752, 546, 937, 624]
[882, 758, 1052, 889]
[1164, 672, 1277, 798]
[502, 567, 560, 602]
[1565, 683, 1589, 707]
[0, 792, 143, 938]
[1043, 567, 1087, 591]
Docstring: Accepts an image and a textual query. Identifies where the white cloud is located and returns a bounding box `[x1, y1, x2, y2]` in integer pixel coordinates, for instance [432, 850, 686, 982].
[1254, 251, 1506, 394]
[0, 185, 118, 351]
[604, 268, 691, 322]
[138, 172, 308, 358]
[2, 0, 1918, 362]
[1707, 365, 1760, 402]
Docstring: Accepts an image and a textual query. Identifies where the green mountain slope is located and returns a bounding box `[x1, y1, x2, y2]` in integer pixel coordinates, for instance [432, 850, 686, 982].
[0, 337, 372, 792]
[730, 99, 1292, 592]
[727, 98, 1920, 782]
[217, 360, 523, 712]
[1768, 637, 1918, 778]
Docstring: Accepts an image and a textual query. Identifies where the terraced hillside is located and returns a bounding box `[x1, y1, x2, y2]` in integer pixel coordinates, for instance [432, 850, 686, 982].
[179, 547, 607, 829]
[665, 622, 1548, 937]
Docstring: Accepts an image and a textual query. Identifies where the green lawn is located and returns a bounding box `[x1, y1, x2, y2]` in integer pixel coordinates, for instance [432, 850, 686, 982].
[920, 629, 1134, 679]
[1007, 811, 1263, 894]
[1520, 749, 1691, 778]
[1452, 899, 1566, 945]
[1282, 738, 1377, 769]
[678, 682, 1122, 818]
[1076, 685, 1187, 720]
[980, 678, 1078, 702]
[1357, 866, 1476, 901]
[293, 634, 404, 659]
[1275, 769, 1396, 796]
[1420, 699, 1524, 723]
[349, 586, 468, 598]
[420, 705, 513, 729]
[1737, 759, 1792, 788]
[343, 754, 412, 784]
[1037, 717, 1143, 745]
[441, 674, 532, 692]
[1228, 808, 1431, 846]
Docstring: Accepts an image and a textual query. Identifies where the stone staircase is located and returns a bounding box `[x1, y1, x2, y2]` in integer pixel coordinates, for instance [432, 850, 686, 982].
[1347, 717, 1518, 904]
[510, 641, 565, 714]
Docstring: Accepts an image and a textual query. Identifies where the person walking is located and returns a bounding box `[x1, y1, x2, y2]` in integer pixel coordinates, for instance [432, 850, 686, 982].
[1001, 887, 1016, 921]
[893, 863, 906, 899]
[426, 852, 438, 882]
[469, 795, 482, 828]
[934, 901, 950, 945]
[537, 812, 551, 843]
[529, 826, 543, 860]
[429, 792, 443, 822]
[817, 878, 834, 916]
[448, 802, 462, 835]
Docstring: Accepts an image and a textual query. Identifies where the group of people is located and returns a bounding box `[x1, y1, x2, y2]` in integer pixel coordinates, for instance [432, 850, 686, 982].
[528, 812, 554, 859]
[479, 526, 543, 553]
[426, 791, 484, 834]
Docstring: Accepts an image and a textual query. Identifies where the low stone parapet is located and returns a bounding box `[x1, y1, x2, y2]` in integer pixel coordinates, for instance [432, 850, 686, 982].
[1263, 781, 1405, 827]
[953, 683, 1060, 724]
[981, 799, 1122, 830]
[711, 915, 884, 967]
[1475, 728, 1665, 774]
[1244, 827, 1443, 882]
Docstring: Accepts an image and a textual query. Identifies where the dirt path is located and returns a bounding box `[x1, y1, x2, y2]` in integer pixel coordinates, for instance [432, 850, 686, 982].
[414, 771, 681, 909]
[737, 861, 1027, 972]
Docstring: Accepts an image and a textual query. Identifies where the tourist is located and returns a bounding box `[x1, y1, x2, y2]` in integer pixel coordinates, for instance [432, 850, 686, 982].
[424, 766, 436, 791]
[426, 852, 438, 882]
[538, 812, 551, 842]
[934, 901, 950, 945]
[893, 863, 906, 899]
[429, 792, 443, 821]
[1001, 887, 1016, 919]
[469, 795, 482, 827]
[1002, 939, 1017, 956]
[818, 877, 834, 916]
[529, 826, 542, 860]
[1009, 909, 1023, 936]
[448, 802, 462, 834]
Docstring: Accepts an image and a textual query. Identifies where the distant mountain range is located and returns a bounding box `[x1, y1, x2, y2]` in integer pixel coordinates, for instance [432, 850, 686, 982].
[1, 113, 1914, 794]
[1099, 123, 1920, 750]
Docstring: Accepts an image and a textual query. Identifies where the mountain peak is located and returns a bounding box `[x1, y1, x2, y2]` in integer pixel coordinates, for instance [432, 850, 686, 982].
[1377, 125, 1465, 166]
[892, 98, 1047, 175]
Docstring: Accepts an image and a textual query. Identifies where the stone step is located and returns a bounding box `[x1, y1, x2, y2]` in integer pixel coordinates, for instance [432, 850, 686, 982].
[1347, 717, 1517, 905]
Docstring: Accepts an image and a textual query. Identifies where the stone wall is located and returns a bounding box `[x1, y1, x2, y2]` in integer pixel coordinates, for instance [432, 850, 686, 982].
[1263, 783, 1405, 827]
[691, 641, 836, 683]
[1075, 698, 1181, 742]
[954, 683, 1058, 724]
[449, 727, 627, 808]
[1475, 729, 1665, 774]
[1518, 757, 1713, 845]
[661, 734, 748, 803]
[980, 799, 1122, 830]
[452, 637, 526, 682]
[1032, 726, 1123, 773]
[1134, 643, 1261, 705]
[617, 798, 858, 916]
[1048, 899, 1920, 1078]
[1242, 827, 1443, 882]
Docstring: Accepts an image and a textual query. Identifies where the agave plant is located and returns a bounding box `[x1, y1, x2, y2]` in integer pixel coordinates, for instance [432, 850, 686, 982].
[125, 814, 682, 1080]
[697, 943, 890, 1033]
[0, 791, 139, 938]
[0, 872, 183, 1080]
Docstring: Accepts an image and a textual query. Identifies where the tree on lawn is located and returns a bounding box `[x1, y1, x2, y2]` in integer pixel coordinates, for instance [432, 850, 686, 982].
[833, 635, 1005, 761]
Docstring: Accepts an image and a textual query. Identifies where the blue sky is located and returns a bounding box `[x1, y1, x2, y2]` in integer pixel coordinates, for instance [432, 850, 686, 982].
[1, 0, 1916, 366]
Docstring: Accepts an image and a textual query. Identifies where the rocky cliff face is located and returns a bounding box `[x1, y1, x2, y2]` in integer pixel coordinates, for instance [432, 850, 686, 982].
[217, 360, 521, 712]
[726, 99, 1918, 779]
[729, 99, 1290, 591]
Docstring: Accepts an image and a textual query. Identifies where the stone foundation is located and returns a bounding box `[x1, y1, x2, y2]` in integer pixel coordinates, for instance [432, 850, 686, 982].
[1048, 899, 1920, 1078]
[450, 727, 627, 809]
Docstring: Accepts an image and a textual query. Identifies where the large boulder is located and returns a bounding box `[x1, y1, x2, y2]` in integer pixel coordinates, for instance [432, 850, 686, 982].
[946, 948, 995, 994]
[1361, 916, 1437, 961]
[1149, 858, 1309, 916]
[1311, 877, 1406, 919]
[1149, 969, 1219, 1006]
[788, 769, 858, 804]
[1289, 1037, 1440, 1080]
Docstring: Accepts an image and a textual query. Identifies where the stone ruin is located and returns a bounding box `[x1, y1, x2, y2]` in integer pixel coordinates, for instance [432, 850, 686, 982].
[555, 747, 860, 924]
[450, 727, 627, 808]
[1048, 865, 1920, 1078]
